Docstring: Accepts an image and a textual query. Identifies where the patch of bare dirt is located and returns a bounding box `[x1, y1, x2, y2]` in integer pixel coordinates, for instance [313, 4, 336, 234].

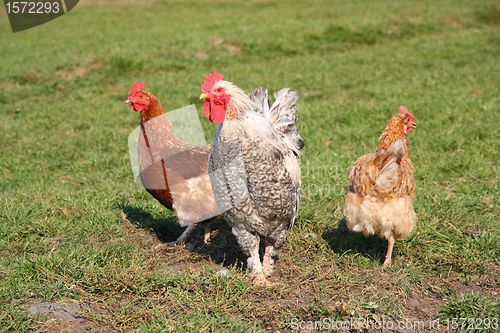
[28, 301, 115, 333]
[209, 38, 242, 55]
[440, 15, 466, 27]
[195, 52, 209, 60]
[0, 82, 17, 90]
[55, 57, 103, 80]
[17, 69, 43, 84]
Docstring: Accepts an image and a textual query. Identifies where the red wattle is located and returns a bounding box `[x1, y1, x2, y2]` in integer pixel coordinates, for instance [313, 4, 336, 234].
[210, 104, 226, 124]
[204, 100, 226, 124]
[133, 103, 145, 112]
[203, 101, 211, 120]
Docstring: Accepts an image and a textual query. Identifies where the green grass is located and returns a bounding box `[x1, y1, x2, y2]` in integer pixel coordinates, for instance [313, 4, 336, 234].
[1, 0, 499, 331]
[440, 293, 500, 332]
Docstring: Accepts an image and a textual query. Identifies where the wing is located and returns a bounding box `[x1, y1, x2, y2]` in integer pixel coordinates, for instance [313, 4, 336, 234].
[168, 172, 222, 226]
[209, 131, 300, 232]
[141, 115, 210, 180]
[138, 121, 220, 224]
[347, 140, 406, 198]
[208, 138, 252, 215]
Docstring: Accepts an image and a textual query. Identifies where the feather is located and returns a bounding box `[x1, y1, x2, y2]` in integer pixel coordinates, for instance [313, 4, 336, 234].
[248, 87, 304, 152]
[375, 140, 404, 193]
[247, 86, 270, 119]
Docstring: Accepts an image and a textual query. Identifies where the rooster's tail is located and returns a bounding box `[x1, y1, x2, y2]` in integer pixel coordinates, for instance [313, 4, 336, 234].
[248, 87, 304, 152]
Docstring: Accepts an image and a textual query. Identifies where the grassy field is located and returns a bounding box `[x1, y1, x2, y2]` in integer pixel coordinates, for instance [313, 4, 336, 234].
[1, 0, 500, 331]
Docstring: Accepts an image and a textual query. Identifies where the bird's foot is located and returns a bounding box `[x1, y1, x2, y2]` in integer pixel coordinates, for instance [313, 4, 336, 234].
[203, 230, 211, 245]
[252, 273, 275, 286]
[381, 259, 391, 269]
[155, 224, 197, 249]
[155, 241, 181, 249]
[262, 266, 273, 278]
[247, 248, 275, 286]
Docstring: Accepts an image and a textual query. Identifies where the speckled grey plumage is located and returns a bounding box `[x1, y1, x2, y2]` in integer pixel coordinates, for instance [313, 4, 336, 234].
[208, 87, 303, 265]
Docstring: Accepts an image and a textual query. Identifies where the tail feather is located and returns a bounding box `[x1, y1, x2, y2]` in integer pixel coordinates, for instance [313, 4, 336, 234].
[248, 87, 304, 151]
[270, 89, 299, 124]
[247, 86, 271, 119]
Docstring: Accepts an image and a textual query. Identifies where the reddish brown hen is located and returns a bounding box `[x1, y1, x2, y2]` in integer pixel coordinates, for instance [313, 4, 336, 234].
[344, 106, 417, 268]
[125, 82, 221, 246]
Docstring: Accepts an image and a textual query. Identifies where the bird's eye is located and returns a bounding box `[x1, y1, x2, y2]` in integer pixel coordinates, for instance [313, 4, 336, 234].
[139, 94, 143, 98]
[217, 88, 223, 93]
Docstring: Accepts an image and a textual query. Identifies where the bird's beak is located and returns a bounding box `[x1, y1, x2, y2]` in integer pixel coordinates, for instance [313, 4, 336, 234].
[411, 121, 417, 129]
[199, 93, 209, 100]
[125, 98, 133, 104]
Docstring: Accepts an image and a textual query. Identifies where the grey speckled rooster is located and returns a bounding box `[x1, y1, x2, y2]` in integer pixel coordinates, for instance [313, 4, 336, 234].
[200, 72, 304, 285]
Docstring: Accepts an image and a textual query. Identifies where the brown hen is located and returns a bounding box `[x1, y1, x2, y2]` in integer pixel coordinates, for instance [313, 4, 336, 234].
[125, 82, 221, 246]
[344, 106, 417, 268]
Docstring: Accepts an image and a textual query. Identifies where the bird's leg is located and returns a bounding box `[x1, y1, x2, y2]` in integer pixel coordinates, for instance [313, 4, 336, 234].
[382, 234, 396, 268]
[156, 223, 196, 248]
[232, 228, 268, 285]
[203, 221, 213, 245]
[248, 247, 266, 283]
[262, 245, 276, 278]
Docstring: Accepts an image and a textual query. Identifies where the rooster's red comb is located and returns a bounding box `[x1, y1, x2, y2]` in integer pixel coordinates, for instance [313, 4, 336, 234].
[399, 105, 414, 120]
[201, 72, 224, 93]
[129, 82, 145, 98]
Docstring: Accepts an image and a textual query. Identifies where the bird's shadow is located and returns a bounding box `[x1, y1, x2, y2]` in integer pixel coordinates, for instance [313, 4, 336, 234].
[117, 202, 185, 243]
[115, 202, 248, 270]
[322, 218, 389, 266]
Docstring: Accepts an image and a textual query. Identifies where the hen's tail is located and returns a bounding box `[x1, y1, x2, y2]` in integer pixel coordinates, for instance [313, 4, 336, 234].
[248, 87, 304, 151]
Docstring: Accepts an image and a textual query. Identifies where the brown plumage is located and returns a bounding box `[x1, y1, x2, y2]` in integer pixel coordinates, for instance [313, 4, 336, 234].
[344, 108, 417, 268]
[126, 83, 221, 245]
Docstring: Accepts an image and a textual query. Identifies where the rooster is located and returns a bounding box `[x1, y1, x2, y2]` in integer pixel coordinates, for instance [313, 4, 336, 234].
[125, 82, 221, 245]
[344, 106, 417, 268]
[199, 72, 303, 285]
